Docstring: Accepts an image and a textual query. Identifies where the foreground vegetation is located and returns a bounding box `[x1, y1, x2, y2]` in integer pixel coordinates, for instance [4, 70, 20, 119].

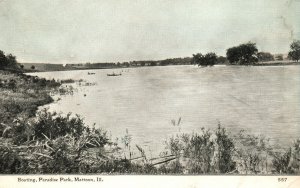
[1, 108, 299, 174]
[0, 70, 60, 124]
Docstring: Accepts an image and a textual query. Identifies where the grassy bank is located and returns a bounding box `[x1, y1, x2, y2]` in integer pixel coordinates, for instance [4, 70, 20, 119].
[0, 70, 60, 124]
[0, 70, 299, 174]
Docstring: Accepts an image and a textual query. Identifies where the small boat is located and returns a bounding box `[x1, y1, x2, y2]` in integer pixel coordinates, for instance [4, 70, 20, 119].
[107, 72, 122, 76]
[88, 72, 95, 75]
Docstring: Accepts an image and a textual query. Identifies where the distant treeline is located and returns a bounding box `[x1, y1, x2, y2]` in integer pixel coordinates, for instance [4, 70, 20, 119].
[30, 40, 299, 71]
[66, 57, 193, 69]
[1, 40, 299, 72]
[191, 40, 300, 67]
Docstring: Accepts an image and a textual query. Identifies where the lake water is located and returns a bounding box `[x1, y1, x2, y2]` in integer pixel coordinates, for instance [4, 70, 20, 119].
[29, 65, 300, 156]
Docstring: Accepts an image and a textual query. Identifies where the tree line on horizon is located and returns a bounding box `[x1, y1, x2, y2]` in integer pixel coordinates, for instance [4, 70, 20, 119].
[1, 40, 300, 71]
[192, 40, 300, 67]
[66, 40, 300, 69]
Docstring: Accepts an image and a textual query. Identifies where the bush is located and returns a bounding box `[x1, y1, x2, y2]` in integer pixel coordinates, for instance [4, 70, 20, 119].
[33, 110, 86, 140]
[165, 124, 236, 174]
[0, 143, 30, 174]
[10, 118, 35, 144]
[192, 52, 217, 67]
[0, 110, 111, 174]
[0, 131, 111, 174]
[257, 52, 274, 62]
[233, 130, 273, 174]
[272, 148, 292, 174]
[215, 125, 236, 173]
[272, 139, 300, 174]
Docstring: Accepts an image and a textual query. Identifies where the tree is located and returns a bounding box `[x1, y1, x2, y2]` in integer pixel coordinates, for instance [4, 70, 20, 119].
[257, 52, 274, 62]
[275, 54, 283, 61]
[226, 42, 258, 65]
[160, 59, 172, 66]
[122, 62, 129, 67]
[192, 53, 203, 65]
[204, 53, 218, 66]
[0, 50, 19, 70]
[31, 65, 35, 70]
[150, 61, 156, 66]
[192, 52, 217, 67]
[217, 56, 228, 64]
[0, 50, 8, 69]
[288, 40, 300, 62]
[6, 54, 18, 68]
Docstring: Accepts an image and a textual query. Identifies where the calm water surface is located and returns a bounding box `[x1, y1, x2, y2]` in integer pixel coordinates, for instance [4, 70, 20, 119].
[29, 65, 300, 155]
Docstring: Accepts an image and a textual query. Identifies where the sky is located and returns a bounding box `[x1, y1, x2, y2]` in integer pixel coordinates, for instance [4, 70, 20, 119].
[0, 0, 299, 64]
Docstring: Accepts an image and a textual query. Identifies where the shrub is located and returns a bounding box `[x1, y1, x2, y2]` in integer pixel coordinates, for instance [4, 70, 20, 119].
[192, 52, 218, 67]
[257, 52, 274, 62]
[233, 130, 273, 174]
[185, 130, 215, 173]
[165, 125, 236, 174]
[215, 124, 236, 173]
[272, 148, 292, 174]
[0, 112, 111, 174]
[289, 139, 300, 173]
[10, 119, 35, 144]
[33, 110, 86, 140]
[0, 144, 30, 174]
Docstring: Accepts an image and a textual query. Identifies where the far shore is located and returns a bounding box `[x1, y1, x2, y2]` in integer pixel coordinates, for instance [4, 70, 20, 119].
[253, 61, 300, 66]
[23, 60, 300, 73]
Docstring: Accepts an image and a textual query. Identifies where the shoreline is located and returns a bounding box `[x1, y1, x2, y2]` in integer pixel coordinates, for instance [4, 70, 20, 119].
[23, 61, 300, 73]
[0, 70, 61, 124]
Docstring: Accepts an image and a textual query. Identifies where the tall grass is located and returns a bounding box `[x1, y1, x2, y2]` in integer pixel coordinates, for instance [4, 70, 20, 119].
[0, 109, 114, 174]
[163, 124, 235, 174]
[272, 139, 300, 174]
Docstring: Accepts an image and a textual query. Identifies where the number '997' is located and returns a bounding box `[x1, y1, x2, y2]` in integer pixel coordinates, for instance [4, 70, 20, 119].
[278, 178, 287, 182]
